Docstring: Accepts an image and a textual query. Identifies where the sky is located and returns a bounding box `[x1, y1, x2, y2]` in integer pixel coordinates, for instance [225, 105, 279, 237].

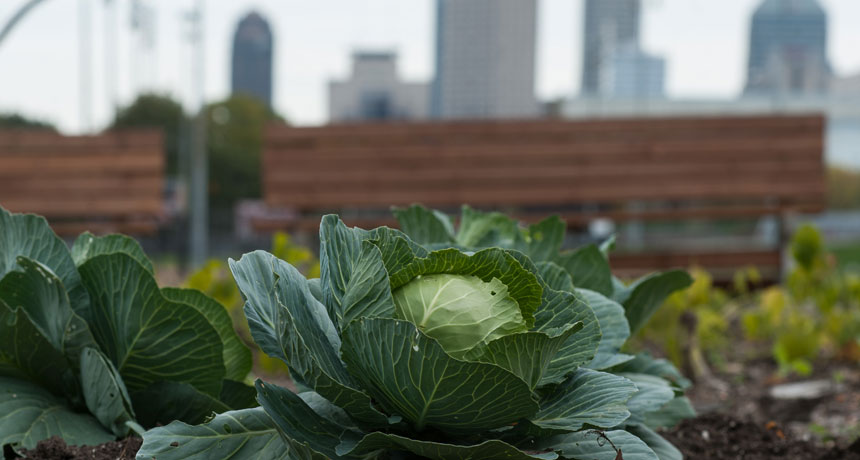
[1, 0, 860, 134]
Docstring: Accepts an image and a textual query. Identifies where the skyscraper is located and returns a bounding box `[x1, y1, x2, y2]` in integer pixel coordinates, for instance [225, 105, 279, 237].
[581, 0, 640, 96]
[745, 0, 831, 95]
[432, 0, 538, 119]
[231, 12, 273, 106]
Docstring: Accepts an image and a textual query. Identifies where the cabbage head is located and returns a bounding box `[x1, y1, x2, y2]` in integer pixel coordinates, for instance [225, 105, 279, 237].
[139, 212, 694, 460]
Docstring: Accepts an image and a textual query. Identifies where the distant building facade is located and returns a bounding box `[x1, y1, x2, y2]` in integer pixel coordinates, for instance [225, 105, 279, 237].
[432, 0, 538, 119]
[745, 0, 831, 95]
[581, 0, 641, 96]
[231, 12, 273, 106]
[329, 52, 429, 122]
[599, 44, 665, 99]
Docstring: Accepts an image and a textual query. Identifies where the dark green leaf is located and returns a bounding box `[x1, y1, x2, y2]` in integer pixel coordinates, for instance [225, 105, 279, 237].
[0, 376, 113, 449]
[530, 369, 636, 432]
[611, 352, 692, 390]
[0, 208, 89, 319]
[521, 216, 565, 262]
[137, 407, 289, 460]
[0, 258, 94, 398]
[220, 379, 258, 410]
[627, 424, 683, 460]
[229, 251, 389, 427]
[537, 429, 658, 460]
[579, 289, 633, 370]
[80, 348, 135, 436]
[338, 241, 395, 325]
[161, 287, 253, 381]
[78, 254, 225, 396]
[533, 288, 601, 386]
[256, 380, 359, 460]
[392, 204, 456, 245]
[130, 381, 230, 428]
[619, 373, 676, 425]
[71, 232, 153, 274]
[555, 244, 613, 296]
[362, 226, 425, 274]
[475, 323, 583, 390]
[455, 206, 520, 248]
[319, 214, 367, 330]
[620, 270, 693, 336]
[341, 318, 539, 432]
[535, 262, 574, 292]
[338, 432, 559, 460]
[641, 396, 696, 430]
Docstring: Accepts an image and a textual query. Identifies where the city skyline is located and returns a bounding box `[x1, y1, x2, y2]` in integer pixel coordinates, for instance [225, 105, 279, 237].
[2, 0, 860, 133]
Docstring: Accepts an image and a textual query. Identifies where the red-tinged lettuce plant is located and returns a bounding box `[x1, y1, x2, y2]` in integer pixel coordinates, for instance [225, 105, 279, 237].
[139, 206, 693, 460]
[0, 207, 255, 453]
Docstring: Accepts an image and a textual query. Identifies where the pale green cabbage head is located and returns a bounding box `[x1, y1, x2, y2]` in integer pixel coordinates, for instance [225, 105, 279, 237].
[392, 274, 527, 358]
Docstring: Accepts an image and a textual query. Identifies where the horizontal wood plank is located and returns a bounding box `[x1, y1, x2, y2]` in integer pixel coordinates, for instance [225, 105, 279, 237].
[0, 130, 165, 234]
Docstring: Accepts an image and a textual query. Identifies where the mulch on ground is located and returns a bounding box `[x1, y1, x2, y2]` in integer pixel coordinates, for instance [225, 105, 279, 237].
[11, 436, 141, 460]
[662, 412, 860, 460]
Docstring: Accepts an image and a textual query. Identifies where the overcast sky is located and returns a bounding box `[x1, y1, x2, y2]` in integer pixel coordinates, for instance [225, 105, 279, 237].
[1, 0, 859, 134]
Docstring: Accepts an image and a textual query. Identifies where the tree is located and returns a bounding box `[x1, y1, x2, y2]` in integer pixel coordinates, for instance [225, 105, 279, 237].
[204, 94, 285, 228]
[0, 113, 55, 130]
[111, 93, 187, 177]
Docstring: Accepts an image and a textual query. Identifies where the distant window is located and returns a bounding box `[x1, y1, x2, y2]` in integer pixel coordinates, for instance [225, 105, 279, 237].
[360, 91, 393, 120]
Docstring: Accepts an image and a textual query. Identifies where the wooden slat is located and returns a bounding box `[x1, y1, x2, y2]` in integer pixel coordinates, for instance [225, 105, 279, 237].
[266, 115, 823, 143]
[265, 180, 825, 209]
[0, 129, 166, 235]
[1, 198, 163, 217]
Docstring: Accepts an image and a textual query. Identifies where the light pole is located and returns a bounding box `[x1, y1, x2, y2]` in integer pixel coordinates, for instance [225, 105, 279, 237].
[187, 0, 208, 267]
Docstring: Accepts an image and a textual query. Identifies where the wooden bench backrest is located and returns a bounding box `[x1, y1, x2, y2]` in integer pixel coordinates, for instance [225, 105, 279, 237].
[263, 115, 826, 216]
[0, 130, 164, 235]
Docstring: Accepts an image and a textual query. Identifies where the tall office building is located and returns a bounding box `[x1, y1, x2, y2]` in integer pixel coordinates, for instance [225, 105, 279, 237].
[600, 44, 665, 99]
[329, 52, 429, 122]
[581, 0, 640, 96]
[745, 0, 831, 95]
[231, 12, 273, 106]
[432, 0, 538, 119]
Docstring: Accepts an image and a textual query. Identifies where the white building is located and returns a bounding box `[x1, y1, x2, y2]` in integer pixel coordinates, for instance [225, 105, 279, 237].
[600, 44, 665, 99]
[329, 52, 429, 122]
[431, 0, 538, 119]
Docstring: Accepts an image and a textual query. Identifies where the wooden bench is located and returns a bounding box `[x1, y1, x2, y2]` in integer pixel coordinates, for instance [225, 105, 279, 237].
[255, 115, 826, 281]
[0, 129, 165, 236]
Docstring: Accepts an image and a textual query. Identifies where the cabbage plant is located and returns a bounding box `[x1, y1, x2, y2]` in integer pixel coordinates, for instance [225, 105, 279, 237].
[139, 211, 693, 460]
[0, 207, 255, 452]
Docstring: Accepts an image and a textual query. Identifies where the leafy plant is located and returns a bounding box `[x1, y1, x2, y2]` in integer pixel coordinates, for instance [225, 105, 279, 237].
[742, 224, 860, 375]
[636, 268, 732, 378]
[140, 205, 693, 460]
[185, 232, 320, 374]
[0, 207, 254, 452]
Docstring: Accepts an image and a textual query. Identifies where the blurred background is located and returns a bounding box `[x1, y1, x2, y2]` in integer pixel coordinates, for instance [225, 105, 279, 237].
[1, 0, 858, 276]
[3, 1, 860, 428]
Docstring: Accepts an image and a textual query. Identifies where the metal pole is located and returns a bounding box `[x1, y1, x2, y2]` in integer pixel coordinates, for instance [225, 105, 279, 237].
[189, 0, 208, 267]
[78, 0, 92, 133]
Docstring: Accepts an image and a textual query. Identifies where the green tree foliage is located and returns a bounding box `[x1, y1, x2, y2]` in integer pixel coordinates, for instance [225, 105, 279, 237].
[828, 167, 860, 210]
[0, 113, 55, 130]
[111, 93, 186, 177]
[205, 95, 285, 217]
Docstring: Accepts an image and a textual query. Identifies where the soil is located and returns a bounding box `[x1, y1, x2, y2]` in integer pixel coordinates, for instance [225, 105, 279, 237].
[9, 436, 141, 460]
[662, 413, 860, 460]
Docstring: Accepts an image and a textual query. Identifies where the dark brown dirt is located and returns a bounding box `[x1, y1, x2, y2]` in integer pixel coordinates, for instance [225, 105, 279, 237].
[11, 436, 141, 460]
[662, 413, 860, 460]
